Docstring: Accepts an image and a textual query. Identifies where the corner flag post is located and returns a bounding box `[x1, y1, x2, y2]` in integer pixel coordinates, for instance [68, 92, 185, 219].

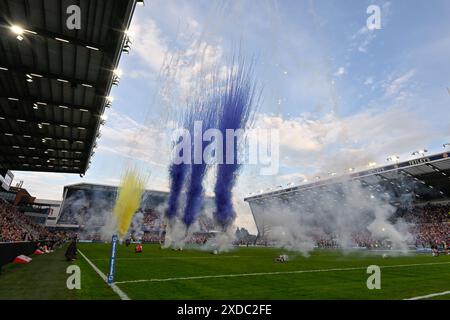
[107, 234, 119, 284]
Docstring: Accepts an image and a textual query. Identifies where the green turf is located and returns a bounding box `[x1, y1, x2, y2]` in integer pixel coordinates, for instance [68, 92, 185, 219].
[1, 243, 450, 300]
[0, 245, 117, 300]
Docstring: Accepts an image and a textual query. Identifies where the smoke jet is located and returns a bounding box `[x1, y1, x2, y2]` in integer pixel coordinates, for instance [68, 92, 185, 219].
[165, 110, 194, 223]
[214, 59, 259, 230]
[182, 98, 219, 228]
[113, 168, 147, 239]
[166, 162, 188, 220]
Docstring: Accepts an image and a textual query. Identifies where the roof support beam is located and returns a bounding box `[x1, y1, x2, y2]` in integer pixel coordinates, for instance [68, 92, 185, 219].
[0, 162, 83, 173]
[0, 22, 107, 52]
[0, 113, 89, 130]
[0, 150, 86, 161]
[1, 129, 87, 144]
[0, 95, 98, 114]
[0, 65, 98, 90]
[0, 143, 87, 153]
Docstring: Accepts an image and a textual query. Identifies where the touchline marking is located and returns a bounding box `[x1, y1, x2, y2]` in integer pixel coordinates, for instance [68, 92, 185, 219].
[114, 261, 450, 285]
[404, 290, 450, 300]
[78, 249, 130, 300]
[90, 255, 242, 261]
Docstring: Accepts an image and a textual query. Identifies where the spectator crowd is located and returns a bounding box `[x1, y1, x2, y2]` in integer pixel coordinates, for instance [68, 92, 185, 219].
[2, 197, 449, 250]
[140, 232, 212, 245]
[338, 203, 449, 249]
[0, 199, 68, 245]
[395, 203, 450, 224]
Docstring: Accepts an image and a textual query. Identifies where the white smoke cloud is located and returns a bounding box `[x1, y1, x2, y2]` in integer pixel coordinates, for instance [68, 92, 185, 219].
[253, 177, 414, 256]
[202, 229, 236, 253]
[163, 217, 188, 250]
[59, 190, 118, 241]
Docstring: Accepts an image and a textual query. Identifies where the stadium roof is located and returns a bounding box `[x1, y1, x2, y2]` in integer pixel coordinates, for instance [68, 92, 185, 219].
[244, 151, 450, 204]
[0, 0, 139, 174]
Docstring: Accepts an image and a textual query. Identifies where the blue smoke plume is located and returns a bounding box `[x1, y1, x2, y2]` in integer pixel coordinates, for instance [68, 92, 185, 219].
[213, 59, 258, 230]
[165, 109, 195, 221]
[167, 86, 220, 226]
[182, 97, 219, 227]
[166, 162, 188, 220]
[166, 56, 259, 232]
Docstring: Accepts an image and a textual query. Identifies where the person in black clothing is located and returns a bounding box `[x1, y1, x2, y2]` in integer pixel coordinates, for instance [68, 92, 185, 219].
[65, 238, 77, 261]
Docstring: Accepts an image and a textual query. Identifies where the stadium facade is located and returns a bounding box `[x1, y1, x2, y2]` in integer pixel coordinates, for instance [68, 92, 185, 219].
[0, 169, 13, 191]
[245, 151, 450, 236]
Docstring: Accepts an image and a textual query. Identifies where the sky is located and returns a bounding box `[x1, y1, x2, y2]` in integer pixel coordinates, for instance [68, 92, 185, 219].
[12, 0, 450, 233]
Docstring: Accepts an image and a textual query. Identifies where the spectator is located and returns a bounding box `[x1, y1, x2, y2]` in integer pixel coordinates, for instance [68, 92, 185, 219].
[0, 199, 69, 246]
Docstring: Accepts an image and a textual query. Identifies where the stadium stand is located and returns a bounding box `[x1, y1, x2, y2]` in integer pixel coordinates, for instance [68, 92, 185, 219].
[0, 0, 138, 269]
[0, 198, 68, 243]
[56, 183, 217, 241]
[245, 203, 450, 250]
[0, 198, 71, 270]
[245, 152, 450, 250]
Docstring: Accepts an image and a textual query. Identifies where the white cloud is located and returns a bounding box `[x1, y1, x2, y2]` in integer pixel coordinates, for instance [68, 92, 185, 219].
[364, 77, 374, 85]
[253, 103, 435, 174]
[11, 172, 74, 200]
[334, 67, 346, 77]
[383, 69, 415, 98]
[126, 70, 153, 80]
[351, 26, 377, 53]
[97, 109, 171, 168]
[129, 18, 169, 71]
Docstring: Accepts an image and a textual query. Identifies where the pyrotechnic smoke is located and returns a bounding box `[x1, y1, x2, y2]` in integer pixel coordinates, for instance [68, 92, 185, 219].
[128, 209, 145, 240]
[163, 218, 189, 249]
[202, 229, 236, 253]
[165, 100, 198, 223]
[113, 168, 147, 239]
[214, 59, 259, 230]
[166, 106, 192, 223]
[182, 93, 221, 228]
[59, 189, 116, 241]
[166, 69, 221, 232]
[165, 53, 260, 247]
[253, 178, 414, 255]
[166, 163, 189, 220]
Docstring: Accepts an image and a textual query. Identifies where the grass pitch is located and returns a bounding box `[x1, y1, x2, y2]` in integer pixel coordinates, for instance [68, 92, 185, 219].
[1, 243, 449, 300]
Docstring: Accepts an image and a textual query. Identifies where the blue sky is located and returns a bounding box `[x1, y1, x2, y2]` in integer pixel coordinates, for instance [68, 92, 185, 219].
[13, 0, 450, 232]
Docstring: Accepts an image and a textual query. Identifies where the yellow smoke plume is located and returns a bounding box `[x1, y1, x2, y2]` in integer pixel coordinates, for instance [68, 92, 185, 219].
[113, 168, 147, 239]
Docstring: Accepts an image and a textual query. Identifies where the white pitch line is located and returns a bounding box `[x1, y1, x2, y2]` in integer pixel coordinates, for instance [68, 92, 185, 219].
[90, 256, 242, 261]
[404, 290, 450, 300]
[114, 261, 450, 285]
[78, 249, 130, 300]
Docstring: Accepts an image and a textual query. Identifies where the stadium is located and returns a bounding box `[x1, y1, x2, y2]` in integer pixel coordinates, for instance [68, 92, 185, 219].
[1, 0, 450, 306]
